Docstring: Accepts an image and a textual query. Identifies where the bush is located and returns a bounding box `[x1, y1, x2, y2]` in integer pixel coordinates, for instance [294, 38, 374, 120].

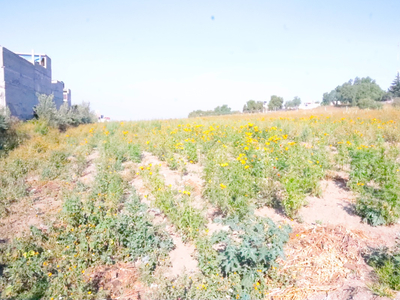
[0, 107, 21, 155]
[357, 98, 382, 110]
[0, 107, 10, 131]
[33, 93, 96, 132]
[349, 146, 400, 226]
[33, 93, 57, 124]
[205, 216, 291, 298]
[392, 97, 400, 108]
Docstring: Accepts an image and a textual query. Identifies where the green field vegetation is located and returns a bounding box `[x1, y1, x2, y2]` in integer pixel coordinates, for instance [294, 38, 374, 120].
[1, 106, 400, 298]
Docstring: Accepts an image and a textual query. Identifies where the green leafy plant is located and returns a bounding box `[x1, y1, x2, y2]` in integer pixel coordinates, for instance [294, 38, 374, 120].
[349, 145, 400, 225]
[366, 247, 400, 297]
[205, 216, 291, 298]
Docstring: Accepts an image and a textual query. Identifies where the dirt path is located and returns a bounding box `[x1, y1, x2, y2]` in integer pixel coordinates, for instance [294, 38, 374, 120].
[79, 150, 100, 184]
[130, 152, 201, 277]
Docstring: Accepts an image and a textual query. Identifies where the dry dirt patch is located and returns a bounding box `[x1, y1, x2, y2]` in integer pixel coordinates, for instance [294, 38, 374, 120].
[300, 179, 400, 248]
[130, 152, 200, 278]
[88, 263, 145, 300]
[79, 150, 100, 184]
[0, 179, 70, 241]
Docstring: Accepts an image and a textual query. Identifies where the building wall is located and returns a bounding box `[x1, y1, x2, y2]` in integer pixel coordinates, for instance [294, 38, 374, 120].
[63, 88, 71, 106]
[0, 48, 6, 110]
[0, 46, 66, 120]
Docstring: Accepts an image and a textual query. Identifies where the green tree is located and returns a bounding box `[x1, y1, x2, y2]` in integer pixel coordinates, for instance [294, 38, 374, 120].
[33, 93, 96, 130]
[322, 77, 385, 106]
[188, 104, 238, 118]
[388, 73, 400, 98]
[214, 104, 232, 115]
[268, 95, 284, 111]
[243, 100, 264, 113]
[292, 96, 301, 107]
[33, 93, 57, 124]
[285, 96, 301, 109]
[322, 90, 338, 106]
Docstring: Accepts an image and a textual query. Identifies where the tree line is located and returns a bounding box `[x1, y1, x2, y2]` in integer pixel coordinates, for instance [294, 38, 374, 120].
[188, 104, 240, 118]
[322, 73, 400, 109]
[187, 73, 400, 117]
[188, 95, 302, 117]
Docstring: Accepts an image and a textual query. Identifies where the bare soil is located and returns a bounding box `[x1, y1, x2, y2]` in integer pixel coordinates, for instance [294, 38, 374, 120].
[0, 179, 68, 241]
[131, 152, 201, 278]
[79, 150, 100, 184]
[88, 263, 145, 300]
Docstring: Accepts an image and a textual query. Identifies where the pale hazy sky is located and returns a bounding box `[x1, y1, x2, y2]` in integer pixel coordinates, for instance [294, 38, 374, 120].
[1, 0, 400, 120]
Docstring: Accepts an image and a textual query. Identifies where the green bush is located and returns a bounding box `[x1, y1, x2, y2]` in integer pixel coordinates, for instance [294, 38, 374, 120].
[33, 93, 96, 131]
[349, 146, 400, 225]
[0, 107, 21, 155]
[357, 98, 382, 110]
[0, 107, 10, 131]
[204, 216, 291, 298]
[366, 248, 400, 296]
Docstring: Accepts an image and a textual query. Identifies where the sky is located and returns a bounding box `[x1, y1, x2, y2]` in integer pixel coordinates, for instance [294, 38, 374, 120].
[1, 0, 400, 120]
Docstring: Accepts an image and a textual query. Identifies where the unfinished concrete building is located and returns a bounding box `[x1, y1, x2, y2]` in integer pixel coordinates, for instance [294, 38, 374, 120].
[0, 46, 71, 120]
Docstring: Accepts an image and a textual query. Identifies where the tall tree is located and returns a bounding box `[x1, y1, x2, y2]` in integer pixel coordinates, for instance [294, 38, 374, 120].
[214, 104, 232, 115]
[322, 77, 385, 106]
[243, 100, 264, 113]
[388, 73, 400, 98]
[292, 96, 301, 107]
[284, 96, 301, 109]
[268, 95, 284, 111]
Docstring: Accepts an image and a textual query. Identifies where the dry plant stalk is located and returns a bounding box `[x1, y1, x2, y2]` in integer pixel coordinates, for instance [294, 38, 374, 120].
[268, 225, 368, 299]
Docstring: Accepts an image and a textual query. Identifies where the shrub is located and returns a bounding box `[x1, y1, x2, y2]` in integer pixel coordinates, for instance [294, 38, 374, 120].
[0, 107, 21, 155]
[33, 93, 96, 131]
[392, 97, 400, 108]
[204, 216, 291, 298]
[366, 247, 400, 296]
[33, 93, 57, 124]
[349, 146, 400, 225]
[0, 107, 10, 131]
[357, 98, 382, 110]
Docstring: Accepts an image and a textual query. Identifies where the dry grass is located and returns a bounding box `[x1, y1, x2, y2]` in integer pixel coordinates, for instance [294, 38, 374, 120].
[269, 225, 369, 299]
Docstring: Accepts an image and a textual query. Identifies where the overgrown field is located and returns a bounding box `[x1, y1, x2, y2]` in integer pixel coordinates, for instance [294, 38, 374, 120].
[1, 106, 400, 299]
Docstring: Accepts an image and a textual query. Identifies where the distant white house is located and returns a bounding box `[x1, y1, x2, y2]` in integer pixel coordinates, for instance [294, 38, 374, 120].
[95, 111, 110, 122]
[299, 102, 320, 110]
